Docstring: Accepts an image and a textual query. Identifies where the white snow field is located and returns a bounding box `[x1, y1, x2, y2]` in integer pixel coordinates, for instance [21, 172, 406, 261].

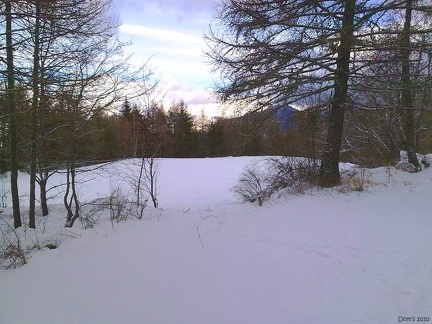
[0, 156, 431, 324]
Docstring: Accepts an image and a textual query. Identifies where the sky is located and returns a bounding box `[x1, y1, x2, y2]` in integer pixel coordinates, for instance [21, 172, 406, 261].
[111, 0, 222, 116]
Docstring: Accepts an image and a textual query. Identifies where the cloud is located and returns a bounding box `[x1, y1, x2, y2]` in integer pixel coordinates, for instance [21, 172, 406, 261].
[157, 47, 203, 58]
[142, 0, 216, 16]
[170, 84, 195, 92]
[114, 0, 215, 26]
[165, 85, 216, 105]
[163, 88, 220, 117]
[114, 0, 219, 115]
[120, 24, 202, 44]
[188, 91, 218, 106]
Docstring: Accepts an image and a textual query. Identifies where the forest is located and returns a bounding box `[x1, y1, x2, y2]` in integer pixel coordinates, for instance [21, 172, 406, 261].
[1, 0, 432, 230]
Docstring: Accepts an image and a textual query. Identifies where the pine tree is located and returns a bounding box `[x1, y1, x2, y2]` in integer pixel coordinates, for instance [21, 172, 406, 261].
[168, 100, 199, 157]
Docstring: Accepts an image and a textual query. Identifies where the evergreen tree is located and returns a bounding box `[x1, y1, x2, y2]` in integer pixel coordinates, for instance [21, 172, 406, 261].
[168, 100, 199, 157]
[207, 120, 225, 157]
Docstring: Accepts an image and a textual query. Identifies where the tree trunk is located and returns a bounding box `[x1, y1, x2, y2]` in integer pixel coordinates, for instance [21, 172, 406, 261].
[69, 161, 80, 227]
[148, 157, 158, 208]
[319, 0, 356, 187]
[64, 162, 74, 227]
[29, 0, 41, 229]
[400, 0, 420, 169]
[145, 155, 158, 208]
[39, 178, 49, 216]
[38, 91, 50, 216]
[64, 139, 80, 228]
[6, 0, 22, 228]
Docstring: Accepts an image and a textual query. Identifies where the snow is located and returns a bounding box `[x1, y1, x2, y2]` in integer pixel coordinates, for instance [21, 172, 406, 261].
[0, 156, 432, 323]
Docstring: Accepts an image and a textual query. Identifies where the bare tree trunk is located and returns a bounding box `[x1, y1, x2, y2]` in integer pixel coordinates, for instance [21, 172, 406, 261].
[137, 156, 144, 207]
[39, 176, 49, 216]
[70, 161, 80, 227]
[148, 158, 157, 208]
[400, 0, 420, 169]
[38, 119, 50, 216]
[6, 0, 22, 228]
[64, 138, 80, 228]
[64, 161, 73, 225]
[64, 160, 80, 228]
[144, 155, 158, 208]
[38, 86, 50, 216]
[319, 0, 356, 187]
[29, 0, 41, 229]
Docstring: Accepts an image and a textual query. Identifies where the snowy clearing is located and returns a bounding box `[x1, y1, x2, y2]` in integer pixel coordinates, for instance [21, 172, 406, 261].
[0, 156, 431, 323]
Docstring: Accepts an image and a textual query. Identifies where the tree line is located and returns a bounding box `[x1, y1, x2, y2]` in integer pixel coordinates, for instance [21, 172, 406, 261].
[14, 95, 426, 168]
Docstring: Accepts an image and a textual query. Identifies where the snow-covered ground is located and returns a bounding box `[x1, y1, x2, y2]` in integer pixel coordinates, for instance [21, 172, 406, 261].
[0, 157, 431, 323]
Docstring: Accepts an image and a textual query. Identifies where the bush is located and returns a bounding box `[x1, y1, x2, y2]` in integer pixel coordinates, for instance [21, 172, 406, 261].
[233, 157, 320, 205]
[0, 221, 27, 269]
[233, 165, 268, 206]
[266, 157, 320, 194]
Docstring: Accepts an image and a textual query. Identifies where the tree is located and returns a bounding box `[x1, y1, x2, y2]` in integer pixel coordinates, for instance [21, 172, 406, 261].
[119, 98, 143, 157]
[28, 0, 42, 228]
[318, 0, 356, 186]
[168, 100, 199, 157]
[205, 0, 431, 186]
[207, 119, 226, 157]
[348, 1, 432, 167]
[3, 0, 22, 228]
[399, 0, 419, 169]
[141, 103, 170, 156]
[2, 0, 156, 227]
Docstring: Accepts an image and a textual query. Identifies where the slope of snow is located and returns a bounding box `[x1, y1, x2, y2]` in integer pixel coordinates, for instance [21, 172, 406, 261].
[0, 157, 431, 323]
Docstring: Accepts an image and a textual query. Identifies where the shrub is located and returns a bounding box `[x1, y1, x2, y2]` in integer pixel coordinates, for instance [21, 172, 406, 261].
[0, 221, 27, 269]
[233, 165, 268, 206]
[233, 157, 320, 205]
[266, 157, 320, 194]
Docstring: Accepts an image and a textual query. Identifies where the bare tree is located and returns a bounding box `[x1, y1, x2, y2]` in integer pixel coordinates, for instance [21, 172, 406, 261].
[3, 0, 22, 228]
[347, 1, 432, 167]
[1, 0, 159, 228]
[206, 0, 432, 185]
[318, 0, 356, 187]
[58, 2, 158, 227]
[400, 0, 419, 168]
[28, 0, 42, 229]
[142, 154, 159, 208]
[206, 0, 388, 186]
